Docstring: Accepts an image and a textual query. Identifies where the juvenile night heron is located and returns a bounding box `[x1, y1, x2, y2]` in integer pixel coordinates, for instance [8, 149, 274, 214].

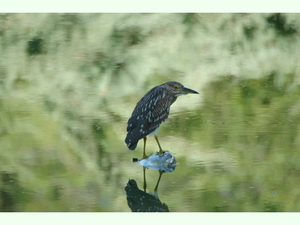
[125, 81, 198, 157]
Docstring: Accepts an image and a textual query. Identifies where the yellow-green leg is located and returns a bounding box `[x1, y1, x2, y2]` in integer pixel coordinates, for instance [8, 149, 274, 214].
[154, 135, 164, 153]
[143, 137, 147, 158]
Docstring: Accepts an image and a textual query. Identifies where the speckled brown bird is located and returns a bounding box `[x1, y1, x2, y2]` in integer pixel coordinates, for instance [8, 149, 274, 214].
[125, 81, 198, 157]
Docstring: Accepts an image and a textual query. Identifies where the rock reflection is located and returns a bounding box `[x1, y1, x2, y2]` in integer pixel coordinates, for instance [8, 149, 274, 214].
[125, 151, 177, 212]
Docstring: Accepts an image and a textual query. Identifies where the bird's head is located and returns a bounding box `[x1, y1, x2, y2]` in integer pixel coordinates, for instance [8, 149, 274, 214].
[164, 81, 199, 97]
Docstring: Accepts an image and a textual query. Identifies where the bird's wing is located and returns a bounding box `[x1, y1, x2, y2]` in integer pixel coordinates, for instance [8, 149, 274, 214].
[127, 87, 169, 132]
[125, 87, 170, 149]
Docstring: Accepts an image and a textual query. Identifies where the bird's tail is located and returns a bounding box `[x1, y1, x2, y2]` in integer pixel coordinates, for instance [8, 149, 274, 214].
[125, 135, 138, 150]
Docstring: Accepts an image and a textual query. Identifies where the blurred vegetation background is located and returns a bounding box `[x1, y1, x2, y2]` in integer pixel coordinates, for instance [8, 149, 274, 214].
[1, 13, 300, 212]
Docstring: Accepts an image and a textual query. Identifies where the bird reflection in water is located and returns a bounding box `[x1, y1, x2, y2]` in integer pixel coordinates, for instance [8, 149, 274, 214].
[125, 151, 177, 212]
[125, 179, 169, 212]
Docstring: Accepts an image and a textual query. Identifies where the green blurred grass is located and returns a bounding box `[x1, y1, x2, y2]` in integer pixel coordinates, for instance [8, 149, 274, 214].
[1, 13, 300, 211]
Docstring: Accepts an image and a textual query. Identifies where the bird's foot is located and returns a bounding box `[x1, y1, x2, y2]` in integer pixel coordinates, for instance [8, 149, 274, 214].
[158, 150, 168, 156]
[142, 154, 150, 159]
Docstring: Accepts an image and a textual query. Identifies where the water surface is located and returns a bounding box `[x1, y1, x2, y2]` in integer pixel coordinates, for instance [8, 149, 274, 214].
[1, 13, 300, 212]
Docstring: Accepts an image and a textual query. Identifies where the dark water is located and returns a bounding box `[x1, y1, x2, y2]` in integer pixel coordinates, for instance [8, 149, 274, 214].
[1, 13, 300, 212]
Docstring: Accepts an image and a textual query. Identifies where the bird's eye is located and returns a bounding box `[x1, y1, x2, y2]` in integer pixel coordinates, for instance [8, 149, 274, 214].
[174, 85, 179, 89]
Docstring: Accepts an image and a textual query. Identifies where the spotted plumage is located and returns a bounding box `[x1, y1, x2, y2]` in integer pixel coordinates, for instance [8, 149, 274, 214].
[125, 81, 198, 153]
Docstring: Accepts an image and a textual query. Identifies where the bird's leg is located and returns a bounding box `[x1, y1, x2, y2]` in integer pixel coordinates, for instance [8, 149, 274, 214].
[154, 135, 164, 154]
[143, 138, 148, 192]
[154, 170, 164, 193]
[143, 137, 147, 158]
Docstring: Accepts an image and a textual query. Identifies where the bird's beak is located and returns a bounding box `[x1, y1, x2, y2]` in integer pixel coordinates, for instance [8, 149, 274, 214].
[182, 87, 199, 94]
